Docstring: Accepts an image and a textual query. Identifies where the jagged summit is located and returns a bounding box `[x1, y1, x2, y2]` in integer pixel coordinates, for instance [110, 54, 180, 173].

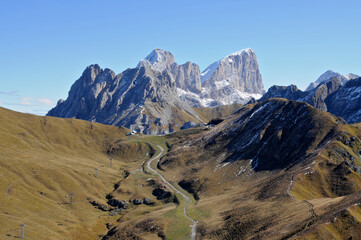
[197, 48, 264, 106]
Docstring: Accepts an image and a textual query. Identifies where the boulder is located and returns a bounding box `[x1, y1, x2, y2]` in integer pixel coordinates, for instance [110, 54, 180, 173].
[143, 198, 154, 205]
[132, 199, 143, 205]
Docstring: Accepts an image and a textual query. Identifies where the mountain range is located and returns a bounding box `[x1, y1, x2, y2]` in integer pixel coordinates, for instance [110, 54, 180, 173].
[47, 48, 264, 134]
[47, 48, 361, 135]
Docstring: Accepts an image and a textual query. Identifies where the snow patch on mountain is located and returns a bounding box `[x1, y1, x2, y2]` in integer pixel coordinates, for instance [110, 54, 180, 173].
[200, 60, 221, 83]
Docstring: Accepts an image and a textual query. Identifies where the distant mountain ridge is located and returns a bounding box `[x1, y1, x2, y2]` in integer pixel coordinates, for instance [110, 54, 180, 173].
[47, 48, 265, 134]
[259, 76, 361, 123]
[306, 70, 359, 91]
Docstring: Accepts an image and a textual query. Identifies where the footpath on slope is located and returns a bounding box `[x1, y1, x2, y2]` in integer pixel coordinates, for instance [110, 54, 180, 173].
[146, 144, 198, 240]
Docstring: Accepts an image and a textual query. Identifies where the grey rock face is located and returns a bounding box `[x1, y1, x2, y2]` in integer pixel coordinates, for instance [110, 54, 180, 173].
[200, 48, 264, 105]
[303, 77, 342, 111]
[47, 64, 201, 135]
[260, 77, 361, 123]
[138, 49, 201, 93]
[171, 61, 201, 94]
[326, 77, 361, 123]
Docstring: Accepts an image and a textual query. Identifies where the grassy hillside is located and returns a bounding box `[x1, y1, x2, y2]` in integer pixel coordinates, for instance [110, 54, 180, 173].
[2, 99, 361, 239]
[0, 107, 152, 239]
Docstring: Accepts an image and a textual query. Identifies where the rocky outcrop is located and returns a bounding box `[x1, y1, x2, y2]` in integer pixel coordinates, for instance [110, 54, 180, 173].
[143, 198, 154, 205]
[132, 199, 143, 205]
[152, 187, 172, 200]
[107, 198, 129, 209]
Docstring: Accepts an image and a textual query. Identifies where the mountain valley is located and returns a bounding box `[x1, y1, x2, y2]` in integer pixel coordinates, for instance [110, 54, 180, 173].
[2, 96, 361, 239]
[2, 49, 361, 240]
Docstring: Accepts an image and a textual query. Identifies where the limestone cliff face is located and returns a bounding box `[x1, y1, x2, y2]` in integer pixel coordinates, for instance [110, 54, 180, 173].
[47, 64, 201, 134]
[137, 49, 201, 93]
[170, 61, 201, 94]
[138, 48, 265, 107]
[199, 48, 264, 106]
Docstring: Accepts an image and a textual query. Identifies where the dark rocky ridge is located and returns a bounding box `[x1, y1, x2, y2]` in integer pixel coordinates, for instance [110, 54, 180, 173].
[204, 99, 340, 171]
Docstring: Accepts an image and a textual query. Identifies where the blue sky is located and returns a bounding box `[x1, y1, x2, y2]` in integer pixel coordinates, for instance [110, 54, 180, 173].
[0, 0, 360, 115]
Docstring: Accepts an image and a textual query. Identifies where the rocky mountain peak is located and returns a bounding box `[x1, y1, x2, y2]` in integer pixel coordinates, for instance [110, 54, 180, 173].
[200, 48, 256, 83]
[198, 48, 264, 106]
[82, 64, 103, 83]
[137, 48, 175, 72]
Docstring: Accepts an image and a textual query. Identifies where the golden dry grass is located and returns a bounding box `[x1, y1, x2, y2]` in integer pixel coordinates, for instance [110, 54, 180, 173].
[0, 107, 151, 239]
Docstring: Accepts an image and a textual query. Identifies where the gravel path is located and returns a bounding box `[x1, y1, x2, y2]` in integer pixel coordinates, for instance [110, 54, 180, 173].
[146, 144, 197, 240]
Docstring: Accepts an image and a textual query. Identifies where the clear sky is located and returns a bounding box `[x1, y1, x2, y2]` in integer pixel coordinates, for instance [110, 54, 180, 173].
[1, 0, 360, 115]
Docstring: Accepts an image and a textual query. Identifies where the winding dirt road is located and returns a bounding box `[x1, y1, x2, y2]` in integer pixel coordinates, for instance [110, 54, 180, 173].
[146, 144, 198, 240]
